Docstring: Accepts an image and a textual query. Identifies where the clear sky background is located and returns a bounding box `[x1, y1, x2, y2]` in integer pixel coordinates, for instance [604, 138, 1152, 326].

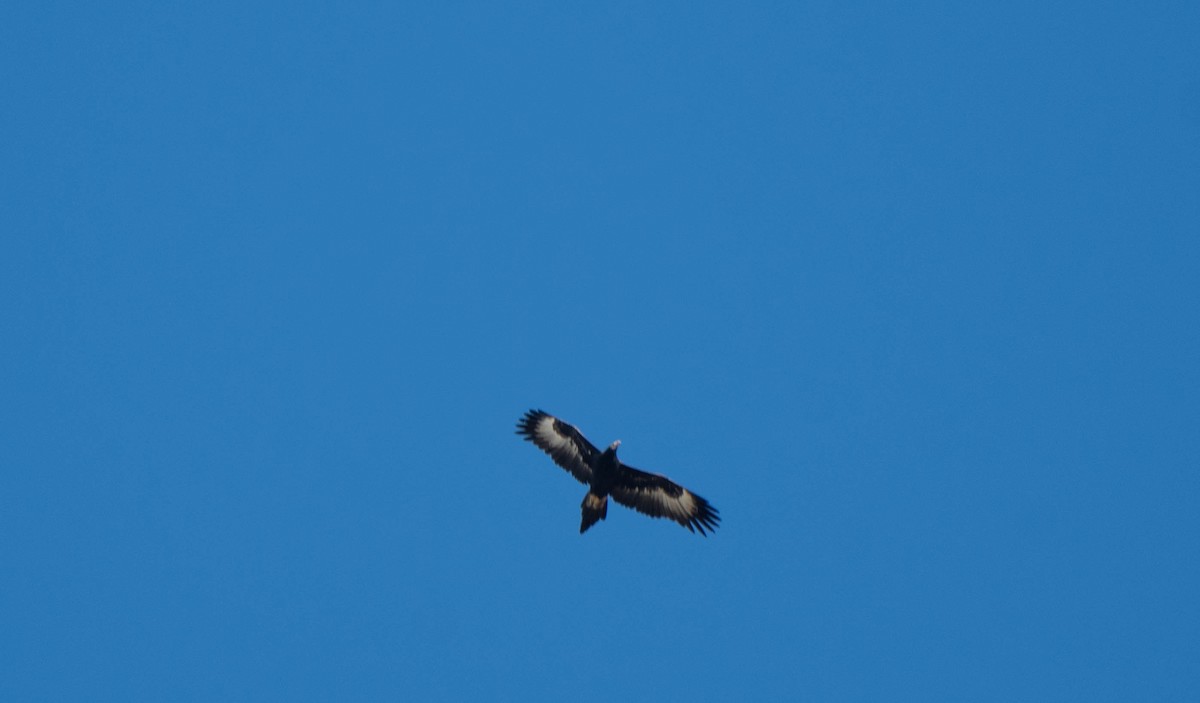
[3, 2, 1198, 700]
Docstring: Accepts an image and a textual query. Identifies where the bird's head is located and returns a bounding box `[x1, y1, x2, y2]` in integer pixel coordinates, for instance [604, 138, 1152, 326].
[607, 439, 621, 454]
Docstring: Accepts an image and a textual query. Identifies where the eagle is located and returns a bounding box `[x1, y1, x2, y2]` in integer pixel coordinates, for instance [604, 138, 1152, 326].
[516, 409, 720, 535]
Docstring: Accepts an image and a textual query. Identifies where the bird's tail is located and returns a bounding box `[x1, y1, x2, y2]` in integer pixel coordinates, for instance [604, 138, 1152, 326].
[580, 491, 608, 534]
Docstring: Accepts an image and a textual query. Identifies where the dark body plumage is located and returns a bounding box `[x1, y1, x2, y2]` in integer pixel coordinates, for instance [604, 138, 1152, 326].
[516, 409, 720, 535]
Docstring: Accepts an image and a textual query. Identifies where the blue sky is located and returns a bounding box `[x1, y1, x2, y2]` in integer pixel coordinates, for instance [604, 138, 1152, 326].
[3, 1, 1197, 700]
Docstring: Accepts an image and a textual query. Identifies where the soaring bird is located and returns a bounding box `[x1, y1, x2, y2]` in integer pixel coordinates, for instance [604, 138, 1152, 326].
[516, 409, 720, 535]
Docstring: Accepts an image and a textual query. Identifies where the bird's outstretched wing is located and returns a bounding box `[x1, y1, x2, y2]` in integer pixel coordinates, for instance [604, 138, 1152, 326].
[516, 409, 598, 485]
[611, 465, 720, 535]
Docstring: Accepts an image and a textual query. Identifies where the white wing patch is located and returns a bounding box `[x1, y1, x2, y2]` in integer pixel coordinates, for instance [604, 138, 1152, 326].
[631, 485, 695, 520]
[517, 410, 595, 485]
[672, 490, 698, 519]
[533, 414, 574, 452]
[611, 469, 719, 534]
